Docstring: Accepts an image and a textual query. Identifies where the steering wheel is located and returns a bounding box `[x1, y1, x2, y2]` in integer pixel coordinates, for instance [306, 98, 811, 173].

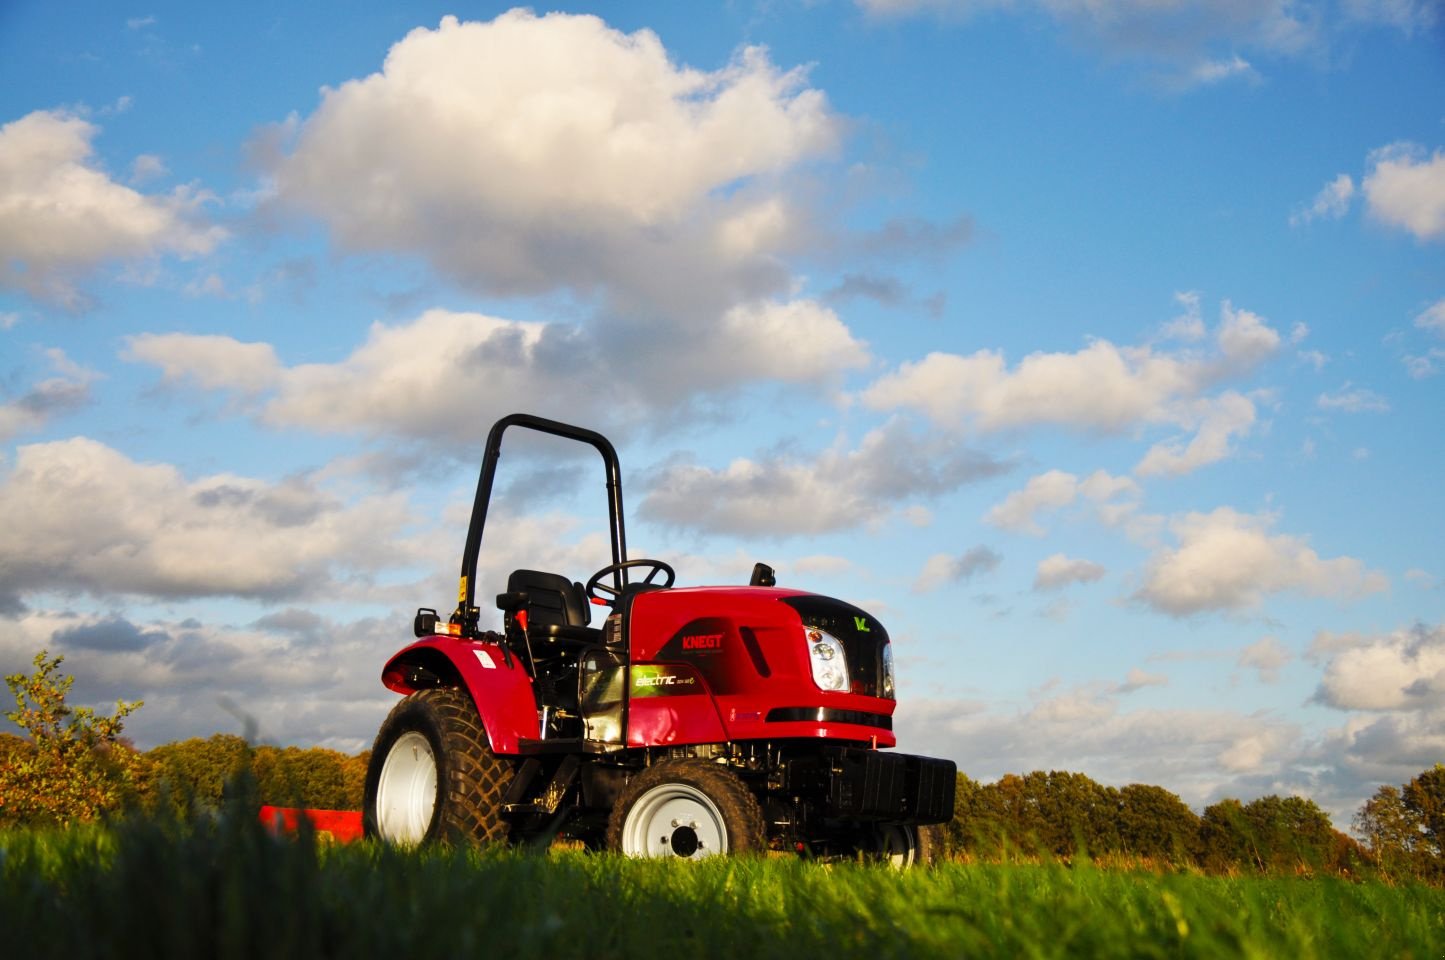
[585, 558, 676, 606]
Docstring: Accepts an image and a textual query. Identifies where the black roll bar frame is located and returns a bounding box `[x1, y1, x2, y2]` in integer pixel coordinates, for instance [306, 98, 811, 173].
[451, 413, 627, 632]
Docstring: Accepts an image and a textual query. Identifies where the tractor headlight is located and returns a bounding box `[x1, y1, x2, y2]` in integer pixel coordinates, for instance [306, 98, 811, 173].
[806, 628, 850, 692]
[881, 642, 895, 700]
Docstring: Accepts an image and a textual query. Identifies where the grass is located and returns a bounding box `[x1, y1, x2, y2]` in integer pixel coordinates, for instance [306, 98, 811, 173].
[2, 812, 1442, 959]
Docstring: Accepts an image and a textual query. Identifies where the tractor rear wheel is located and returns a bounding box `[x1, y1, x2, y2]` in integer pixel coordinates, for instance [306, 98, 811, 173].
[363, 687, 512, 847]
[607, 758, 765, 859]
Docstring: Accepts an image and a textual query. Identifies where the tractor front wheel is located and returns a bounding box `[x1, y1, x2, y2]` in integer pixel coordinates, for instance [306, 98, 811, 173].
[607, 758, 765, 859]
[861, 822, 941, 868]
[363, 687, 512, 847]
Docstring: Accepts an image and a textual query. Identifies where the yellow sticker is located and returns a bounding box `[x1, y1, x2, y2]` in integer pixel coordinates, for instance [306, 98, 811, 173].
[458, 576, 468, 603]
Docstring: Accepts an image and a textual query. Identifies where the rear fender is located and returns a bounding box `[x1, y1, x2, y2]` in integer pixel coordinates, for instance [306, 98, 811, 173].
[381, 637, 539, 754]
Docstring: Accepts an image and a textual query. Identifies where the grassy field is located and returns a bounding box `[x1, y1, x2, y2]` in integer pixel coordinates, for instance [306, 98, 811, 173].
[2, 813, 1442, 959]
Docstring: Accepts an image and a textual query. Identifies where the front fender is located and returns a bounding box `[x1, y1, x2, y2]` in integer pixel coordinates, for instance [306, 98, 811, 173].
[381, 637, 539, 754]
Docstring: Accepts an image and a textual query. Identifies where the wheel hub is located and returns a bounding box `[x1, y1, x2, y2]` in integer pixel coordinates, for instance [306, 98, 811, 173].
[374, 730, 437, 845]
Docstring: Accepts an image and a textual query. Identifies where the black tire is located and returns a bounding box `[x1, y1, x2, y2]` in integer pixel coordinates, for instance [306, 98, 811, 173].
[363, 687, 512, 846]
[606, 758, 765, 858]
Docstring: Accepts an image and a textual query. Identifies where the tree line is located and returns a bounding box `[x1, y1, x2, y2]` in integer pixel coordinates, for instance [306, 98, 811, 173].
[3, 650, 1443, 884]
[1, 652, 367, 823]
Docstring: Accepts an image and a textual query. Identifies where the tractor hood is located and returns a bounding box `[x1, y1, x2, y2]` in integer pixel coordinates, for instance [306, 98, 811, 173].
[627, 586, 898, 747]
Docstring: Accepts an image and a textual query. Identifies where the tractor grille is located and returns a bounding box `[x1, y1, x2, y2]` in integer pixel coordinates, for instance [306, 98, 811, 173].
[766, 707, 892, 730]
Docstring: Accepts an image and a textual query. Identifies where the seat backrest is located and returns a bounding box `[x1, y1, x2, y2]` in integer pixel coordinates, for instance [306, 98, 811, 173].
[506, 569, 591, 629]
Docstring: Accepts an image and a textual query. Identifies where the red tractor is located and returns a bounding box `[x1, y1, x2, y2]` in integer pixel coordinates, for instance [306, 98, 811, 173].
[363, 413, 955, 862]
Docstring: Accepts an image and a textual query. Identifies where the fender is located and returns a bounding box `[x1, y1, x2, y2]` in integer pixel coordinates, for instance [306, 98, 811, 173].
[381, 637, 539, 754]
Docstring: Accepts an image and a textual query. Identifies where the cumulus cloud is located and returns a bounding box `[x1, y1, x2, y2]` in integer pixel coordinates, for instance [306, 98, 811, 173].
[863, 300, 1279, 473]
[0, 438, 419, 611]
[1134, 390, 1257, 477]
[1238, 635, 1290, 683]
[1415, 298, 1445, 337]
[1033, 553, 1106, 591]
[1133, 507, 1388, 617]
[1363, 142, 1445, 241]
[984, 468, 1139, 535]
[0, 109, 224, 307]
[128, 302, 866, 443]
[0, 348, 97, 441]
[638, 419, 1007, 537]
[894, 684, 1305, 808]
[1290, 173, 1355, 227]
[268, 11, 839, 316]
[0, 608, 404, 752]
[1309, 622, 1445, 793]
[1314, 621, 1445, 712]
[914, 545, 1002, 592]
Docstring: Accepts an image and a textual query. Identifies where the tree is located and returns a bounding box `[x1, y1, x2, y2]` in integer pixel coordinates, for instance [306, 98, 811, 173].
[1402, 764, 1445, 858]
[1116, 783, 1200, 864]
[146, 734, 252, 815]
[1, 650, 146, 827]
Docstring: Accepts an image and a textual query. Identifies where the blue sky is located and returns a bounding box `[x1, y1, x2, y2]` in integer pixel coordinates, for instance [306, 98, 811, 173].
[2, 1, 1442, 826]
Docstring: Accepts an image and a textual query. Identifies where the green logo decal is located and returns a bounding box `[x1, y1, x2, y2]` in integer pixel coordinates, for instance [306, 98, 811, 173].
[853, 616, 870, 632]
[631, 664, 701, 698]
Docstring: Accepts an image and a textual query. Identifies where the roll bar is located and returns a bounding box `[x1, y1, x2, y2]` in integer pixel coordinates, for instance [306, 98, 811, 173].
[451, 413, 627, 632]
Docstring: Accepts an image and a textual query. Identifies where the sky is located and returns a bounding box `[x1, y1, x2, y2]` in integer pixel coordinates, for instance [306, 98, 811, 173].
[1, 0, 1442, 828]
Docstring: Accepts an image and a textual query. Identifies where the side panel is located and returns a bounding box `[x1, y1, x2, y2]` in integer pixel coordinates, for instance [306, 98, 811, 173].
[381, 637, 539, 754]
[624, 663, 727, 747]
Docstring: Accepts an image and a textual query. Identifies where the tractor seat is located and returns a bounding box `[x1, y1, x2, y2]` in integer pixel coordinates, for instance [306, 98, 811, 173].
[498, 569, 602, 647]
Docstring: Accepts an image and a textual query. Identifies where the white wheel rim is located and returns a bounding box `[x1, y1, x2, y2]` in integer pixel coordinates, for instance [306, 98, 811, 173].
[877, 825, 918, 868]
[621, 783, 728, 859]
[375, 731, 437, 845]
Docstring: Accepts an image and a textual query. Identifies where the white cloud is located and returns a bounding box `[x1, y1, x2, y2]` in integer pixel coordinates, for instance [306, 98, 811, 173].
[1238, 635, 1290, 683]
[0, 608, 401, 753]
[0, 438, 419, 610]
[1315, 622, 1445, 712]
[1415, 298, 1445, 336]
[1290, 173, 1355, 227]
[1033, 553, 1106, 591]
[863, 300, 1280, 474]
[1158, 290, 1205, 342]
[124, 332, 282, 394]
[269, 11, 838, 314]
[1311, 622, 1445, 794]
[894, 686, 1305, 809]
[914, 545, 1002, 592]
[0, 110, 224, 307]
[128, 302, 866, 443]
[1115, 667, 1167, 694]
[1178, 54, 1257, 89]
[984, 468, 1139, 535]
[0, 348, 97, 441]
[858, 0, 1317, 89]
[1134, 390, 1256, 477]
[1316, 382, 1390, 413]
[1133, 507, 1389, 617]
[638, 419, 1007, 537]
[1363, 142, 1445, 241]
[1342, 0, 1440, 32]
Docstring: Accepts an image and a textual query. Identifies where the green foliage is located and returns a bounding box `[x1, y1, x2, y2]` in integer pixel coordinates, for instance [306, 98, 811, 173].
[146, 735, 370, 812]
[3, 809, 1443, 959]
[1117, 783, 1201, 863]
[1, 650, 146, 828]
[1355, 765, 1445, 884]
